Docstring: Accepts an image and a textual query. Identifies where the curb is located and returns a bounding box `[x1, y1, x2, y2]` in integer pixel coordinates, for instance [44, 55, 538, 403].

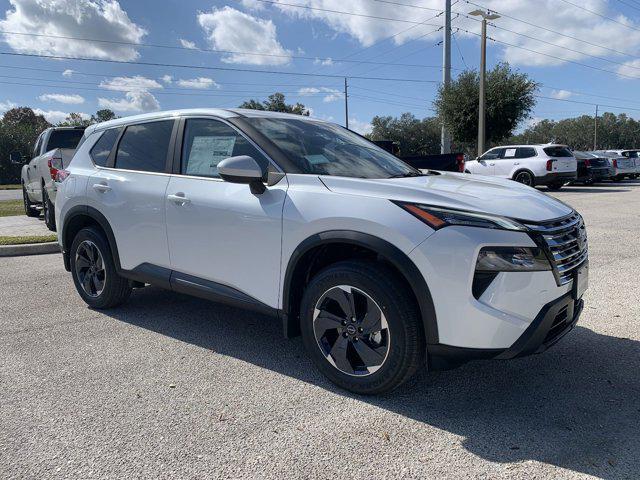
[0, 242, 60, 257]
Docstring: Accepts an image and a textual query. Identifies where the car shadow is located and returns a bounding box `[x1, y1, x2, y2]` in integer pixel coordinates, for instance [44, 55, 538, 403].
[102, 287, 640, 479]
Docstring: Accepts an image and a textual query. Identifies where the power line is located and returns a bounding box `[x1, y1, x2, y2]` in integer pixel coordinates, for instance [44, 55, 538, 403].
[0, 51, 439, 83]
[556, 0, 640, 32]
[614, 0, 640, 13]
[0, 29, 446, 69]
[535, 94, 640, 112]
[452, 31, 469, 69]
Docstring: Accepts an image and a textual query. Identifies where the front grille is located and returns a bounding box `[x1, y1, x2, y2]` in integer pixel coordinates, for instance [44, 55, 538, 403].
[524, 212, 588, 285]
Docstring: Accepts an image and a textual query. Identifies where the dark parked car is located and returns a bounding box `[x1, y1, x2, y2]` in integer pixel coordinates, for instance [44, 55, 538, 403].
[572, 151, 612, 184]
[371, 141, 466, 173]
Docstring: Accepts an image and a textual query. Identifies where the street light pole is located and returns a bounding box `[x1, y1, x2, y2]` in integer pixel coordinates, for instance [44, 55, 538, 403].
[469, 10, 500, 157]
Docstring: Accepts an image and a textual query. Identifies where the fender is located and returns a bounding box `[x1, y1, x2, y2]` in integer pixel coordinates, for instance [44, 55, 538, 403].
[61, 205, 121, 272]
[282, 230, 439, 344]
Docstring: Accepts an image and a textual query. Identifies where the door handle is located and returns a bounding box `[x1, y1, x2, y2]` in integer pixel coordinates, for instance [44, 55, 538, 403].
[92, 183, 111, 193]
[514, 162, 520, 165]
[489, 163, 495, 166]
[167, 193, 191, 205]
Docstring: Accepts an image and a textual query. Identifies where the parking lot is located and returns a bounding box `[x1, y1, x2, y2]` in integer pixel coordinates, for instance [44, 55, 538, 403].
[1, 182, 639, 480]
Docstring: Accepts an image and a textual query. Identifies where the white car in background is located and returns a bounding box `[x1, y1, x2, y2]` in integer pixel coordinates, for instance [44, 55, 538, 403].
[596, 150, 639, 180]
[466, 144, 577, 190]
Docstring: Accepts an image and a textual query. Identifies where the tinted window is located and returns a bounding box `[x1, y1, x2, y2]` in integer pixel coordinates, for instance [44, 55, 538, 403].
[181, 119, 269, 178]
[90, 128, 121, 167]
[516, 147, 536, 159]
[47, 129, 85, 150]
[622, 151, 639, 158]
[543, 146, 573, 157]
[115, 121, 174, 173]
[479, 148, 503, 160]
[244, 118, 419, 178]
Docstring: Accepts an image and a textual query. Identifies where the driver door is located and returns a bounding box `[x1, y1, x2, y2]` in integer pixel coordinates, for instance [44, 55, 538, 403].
[165, 117, 288, 309]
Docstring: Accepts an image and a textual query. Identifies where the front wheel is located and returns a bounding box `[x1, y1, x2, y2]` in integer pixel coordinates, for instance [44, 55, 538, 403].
[70, 227, 131, 309]
[22, 185, 39, 218]
[300, 261, 425, 395]
[42, 188, 56, 231]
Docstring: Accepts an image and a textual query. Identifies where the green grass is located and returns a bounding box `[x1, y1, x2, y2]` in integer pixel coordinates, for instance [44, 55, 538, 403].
[0, 235, 57, 245]
[0, 200, 25, 217]
[0, 184, 21, 190]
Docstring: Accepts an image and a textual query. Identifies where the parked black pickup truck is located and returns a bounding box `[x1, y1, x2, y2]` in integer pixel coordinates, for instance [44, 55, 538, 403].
[372, 141, 466, 173]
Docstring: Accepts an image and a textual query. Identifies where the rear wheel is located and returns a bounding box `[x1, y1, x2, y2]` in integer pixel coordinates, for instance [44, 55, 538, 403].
[612, 176, 623, 182]
[42, 188, 56, 231]
[70, 227, 131, 309]
[546, 182, 564, 191]
[22, 185, 39, 218]
[300, 260, 425, 394]
[513, 170, 534, 187]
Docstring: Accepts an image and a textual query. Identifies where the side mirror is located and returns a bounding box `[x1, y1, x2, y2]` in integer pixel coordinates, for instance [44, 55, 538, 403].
[218, 155, 267, 194]
[9, 152, 23, 164]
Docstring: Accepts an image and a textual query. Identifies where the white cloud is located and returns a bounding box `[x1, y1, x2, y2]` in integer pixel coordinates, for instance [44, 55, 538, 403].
[349, 118, 372, 135]
[240, 0, 265, 10]
[314, 57, 334, 66]
[617, 59, 640, 78]
[179, 38, 197, 49]
[197, 6, 291, 65]
[550, 90, 573, 100]
[98, 90, 160, 113]
[39, 93, 85, 104]
[62, 69, 74, 77]
[0, 0, 146, 61]
[0, 100, 17, 114]
[33, 108, 90, 124]
[176, 77, 219, 89]
[99, 75, 163, 92]
[298, 86, 343, 103]
[271, 0, 640, 70]
[161, 75, 173, 84]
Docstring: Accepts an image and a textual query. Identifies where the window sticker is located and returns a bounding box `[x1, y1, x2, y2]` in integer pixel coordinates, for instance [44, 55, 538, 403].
[504, 148, 517, 158]
[186, 136, 236, 176]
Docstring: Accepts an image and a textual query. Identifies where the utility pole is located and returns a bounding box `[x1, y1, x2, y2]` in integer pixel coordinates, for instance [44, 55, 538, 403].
[469, 10, 500, 157]
[441, 0, 452, 154]
[344, 77, 349, 129]
[594, 104, 599, 150]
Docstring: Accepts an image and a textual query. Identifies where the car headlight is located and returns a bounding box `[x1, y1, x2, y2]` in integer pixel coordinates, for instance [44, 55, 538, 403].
[395, 203, 526, 231]
[476, 247, 551, 272]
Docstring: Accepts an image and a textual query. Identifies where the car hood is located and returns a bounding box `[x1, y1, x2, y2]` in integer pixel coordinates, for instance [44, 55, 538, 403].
[320, 172, 573, 222]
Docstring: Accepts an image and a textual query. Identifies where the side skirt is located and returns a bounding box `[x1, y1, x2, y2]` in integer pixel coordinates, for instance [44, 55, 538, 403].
[119, 263, 279, 318]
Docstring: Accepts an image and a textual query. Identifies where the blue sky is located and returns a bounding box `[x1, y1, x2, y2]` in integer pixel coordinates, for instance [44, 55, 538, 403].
[2, 0, 640, 133]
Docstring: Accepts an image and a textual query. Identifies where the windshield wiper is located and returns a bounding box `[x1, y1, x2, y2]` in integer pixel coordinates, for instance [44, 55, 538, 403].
[387, 171, 427, 179]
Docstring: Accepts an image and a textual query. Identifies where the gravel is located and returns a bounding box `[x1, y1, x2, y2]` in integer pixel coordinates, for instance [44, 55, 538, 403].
[1, 181, 639, 479]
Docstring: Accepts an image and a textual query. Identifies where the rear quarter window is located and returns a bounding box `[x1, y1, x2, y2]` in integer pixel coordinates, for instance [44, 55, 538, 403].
[90, 128, 122, 167]
[543, 146, 573, 157]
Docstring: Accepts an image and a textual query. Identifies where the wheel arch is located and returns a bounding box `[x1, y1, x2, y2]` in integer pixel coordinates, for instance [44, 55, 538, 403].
[512, 168, 536, 185]
[61, 206, 120, 272]
[282, 230, 438, 345]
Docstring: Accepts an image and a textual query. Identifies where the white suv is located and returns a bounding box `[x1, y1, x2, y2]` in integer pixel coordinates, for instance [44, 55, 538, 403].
[55, 109, 589, 394]
[466, 144, 577, 190]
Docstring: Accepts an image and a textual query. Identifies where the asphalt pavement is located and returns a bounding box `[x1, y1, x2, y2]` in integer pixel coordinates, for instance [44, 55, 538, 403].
[1, 181, 639, 479]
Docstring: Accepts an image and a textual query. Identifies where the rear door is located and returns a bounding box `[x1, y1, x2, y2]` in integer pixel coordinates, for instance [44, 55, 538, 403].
[86, 120, 177, 271]
[164, 117, 287, 308]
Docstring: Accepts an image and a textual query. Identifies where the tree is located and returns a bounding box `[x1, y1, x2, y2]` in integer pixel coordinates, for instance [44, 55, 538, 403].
[239, 92, 310, 116]
[434, 63, 538, 148]
[91, 109, 118, 124]
[368, 113, 441, 156]
[0, 107, 51, 184]
[58, 112, 92, 127]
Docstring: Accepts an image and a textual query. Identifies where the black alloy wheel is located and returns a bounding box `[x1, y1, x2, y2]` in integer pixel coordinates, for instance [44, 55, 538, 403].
[514, 171, 534, 186]
[312, 285, 390, 376]
[75, 240, 106, 298]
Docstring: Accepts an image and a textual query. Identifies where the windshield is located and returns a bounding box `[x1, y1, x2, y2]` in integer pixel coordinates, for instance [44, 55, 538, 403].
[573, 151, 595, 159]
[622, 150, 639, 158]
[47, 129, 85, 150]
[244, 117, 420, 178]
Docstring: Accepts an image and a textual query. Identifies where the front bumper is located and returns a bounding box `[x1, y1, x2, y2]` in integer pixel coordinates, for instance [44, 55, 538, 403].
[535, 171, 577, 185]
[428, 293, 583, 369]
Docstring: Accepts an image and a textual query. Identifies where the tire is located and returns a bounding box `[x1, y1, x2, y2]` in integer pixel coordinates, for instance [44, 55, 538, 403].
[70, 227, 131, 309]
[300, 260, 425, 395]
[612, 176, 623, 183]
[42, 188, 56, 232]
[22, 185, 39, 218]
[546, 182, 564, 191]
[513, 170, 535, 187]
